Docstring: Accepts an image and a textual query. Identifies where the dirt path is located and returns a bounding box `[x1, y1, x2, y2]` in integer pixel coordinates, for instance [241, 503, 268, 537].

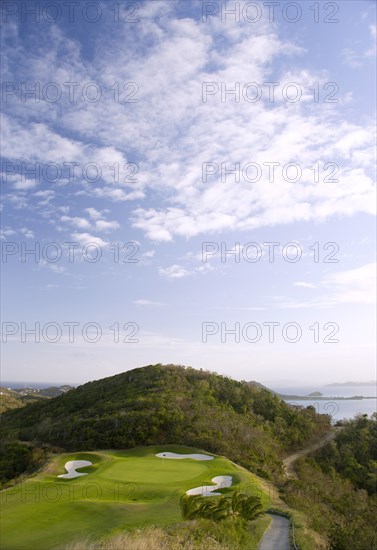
[283, 428, 341, 478]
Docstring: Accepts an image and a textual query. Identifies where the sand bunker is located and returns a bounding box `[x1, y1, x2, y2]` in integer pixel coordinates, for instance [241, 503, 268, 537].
[186, 475, 233, 497]
[156, 452, 214, 461]
[58, 460, 92, 479]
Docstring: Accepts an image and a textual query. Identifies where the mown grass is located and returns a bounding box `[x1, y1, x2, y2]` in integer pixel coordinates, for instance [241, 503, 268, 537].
[1, 445, 270, 549]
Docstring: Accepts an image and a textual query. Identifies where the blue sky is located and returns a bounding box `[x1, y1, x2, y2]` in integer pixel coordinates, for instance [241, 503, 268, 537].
[1, 0, 376, 386]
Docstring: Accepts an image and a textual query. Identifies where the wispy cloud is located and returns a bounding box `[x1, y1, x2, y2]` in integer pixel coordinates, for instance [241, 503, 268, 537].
[279, 263, 376, 309]
[342, 24, 377, 68]
[158, 264, 190, 279]
[133, 299, 164, 307]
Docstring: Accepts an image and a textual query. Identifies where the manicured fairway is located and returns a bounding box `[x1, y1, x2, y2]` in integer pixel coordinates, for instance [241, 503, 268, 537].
[1, 445, 269, 549]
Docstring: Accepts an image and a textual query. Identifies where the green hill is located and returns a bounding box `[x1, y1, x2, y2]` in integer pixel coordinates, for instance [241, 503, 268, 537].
[1, 364, 331, 484]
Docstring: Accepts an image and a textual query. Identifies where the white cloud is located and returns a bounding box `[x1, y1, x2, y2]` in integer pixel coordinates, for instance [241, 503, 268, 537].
[34, 190, 56, 205]
[13, 179, 38, 190]
[342, 24, 377, 67]
[2, 4, 375, 241]
[71, 232, 109, 248]
[0, 227, 16, 240]
[143, 250, 155, 258]
[277, 263, 376, 309]
[91, 188, 145, 202]
[61, 216, 91, 230]
[0, 115, 134, 190]
[57, 211, 120, 239]
[20, 227, 35, 239]
[39, 260, 66, 274]
[95, 220, 120, 232]
[293, 281, 317, 289]
[322, 262, 376, 305]
[133, 299, 164, 306]
[159, 264, 190, 279]
[84, 208, 102, 220]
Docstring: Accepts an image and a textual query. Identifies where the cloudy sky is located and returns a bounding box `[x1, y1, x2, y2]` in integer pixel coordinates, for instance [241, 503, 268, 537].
[1, 0, 376, 387]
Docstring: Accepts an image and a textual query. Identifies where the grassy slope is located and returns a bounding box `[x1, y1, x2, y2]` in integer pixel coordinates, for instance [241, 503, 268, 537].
[63, 517, 273, 550]
[0, 388, 24, 414]
[1, 445, 271, 550]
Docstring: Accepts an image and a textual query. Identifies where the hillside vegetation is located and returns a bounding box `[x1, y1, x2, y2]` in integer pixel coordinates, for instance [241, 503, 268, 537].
[282, 415, 377, 549]
[0, 387, 24, 413]
[0, 385, 74, 413]
[3, 365, 372, 548]
[1, 364, 331, 484]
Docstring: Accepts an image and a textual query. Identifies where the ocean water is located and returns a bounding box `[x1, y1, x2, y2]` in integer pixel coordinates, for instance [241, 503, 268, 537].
[1, 381, 74, 389]
[270, 385, 377, 421]
[270, 385, 376, 398]
[283, 398, 376, 421]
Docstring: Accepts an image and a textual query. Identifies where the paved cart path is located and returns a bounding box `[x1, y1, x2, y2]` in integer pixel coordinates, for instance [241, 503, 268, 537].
[258, 514, 290, 550]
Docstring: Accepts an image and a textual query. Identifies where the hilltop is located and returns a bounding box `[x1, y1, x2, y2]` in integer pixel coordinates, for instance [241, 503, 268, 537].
[1, 364, 331, 484]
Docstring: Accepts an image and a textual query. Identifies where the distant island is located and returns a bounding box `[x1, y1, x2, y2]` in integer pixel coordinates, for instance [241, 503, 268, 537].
[247, 381, 376, 401]
[325, 381, 376, 387]
[278, 393, 376, 401]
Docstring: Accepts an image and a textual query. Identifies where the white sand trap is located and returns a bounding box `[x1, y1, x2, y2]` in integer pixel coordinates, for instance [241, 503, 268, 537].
[58, 460, 92, 479]
[186, 475, 233, 497]
[156, 452, 214, 461]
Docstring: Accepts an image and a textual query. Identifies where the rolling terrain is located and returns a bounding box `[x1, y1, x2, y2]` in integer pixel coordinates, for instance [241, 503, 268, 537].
[1, 365, 375, 549]
[0, 364, 331, 483]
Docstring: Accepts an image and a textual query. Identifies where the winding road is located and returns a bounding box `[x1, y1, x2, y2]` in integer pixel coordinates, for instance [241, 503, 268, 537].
[258, 514, 291, 550]
[283, 428, 340, 478]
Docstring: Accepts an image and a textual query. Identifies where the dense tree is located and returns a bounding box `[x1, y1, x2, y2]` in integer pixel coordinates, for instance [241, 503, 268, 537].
[314, 414, 377, 495]
[281, 417, 377, 549]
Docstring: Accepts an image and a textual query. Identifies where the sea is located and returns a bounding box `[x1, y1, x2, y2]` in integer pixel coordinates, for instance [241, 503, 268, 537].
[269, 384, 377, 421]
[2, 381, 74, 389]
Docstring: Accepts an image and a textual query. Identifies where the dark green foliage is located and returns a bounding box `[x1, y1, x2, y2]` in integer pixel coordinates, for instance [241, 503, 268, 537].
[314, 413, 377, 495]
[281, 415, 377, 549]
[1, 364, 330, 481]
[231, 491, 264, 521]
[180, 492, 263, 524]
[0, 441, 46, 484]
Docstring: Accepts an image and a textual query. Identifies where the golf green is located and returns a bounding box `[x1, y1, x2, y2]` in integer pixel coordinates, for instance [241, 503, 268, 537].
[0, 445, 268, 549]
